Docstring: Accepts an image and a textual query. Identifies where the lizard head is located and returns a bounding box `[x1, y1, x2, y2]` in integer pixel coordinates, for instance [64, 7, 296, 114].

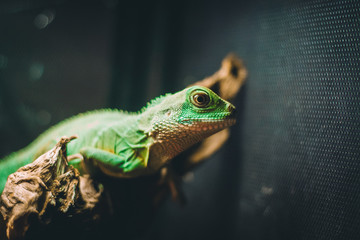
[139, 86, 236, 162]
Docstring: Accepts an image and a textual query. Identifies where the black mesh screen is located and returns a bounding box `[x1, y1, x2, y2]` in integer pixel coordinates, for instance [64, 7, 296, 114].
[236, 1, 360, 239]
[146, 1, 360, 239]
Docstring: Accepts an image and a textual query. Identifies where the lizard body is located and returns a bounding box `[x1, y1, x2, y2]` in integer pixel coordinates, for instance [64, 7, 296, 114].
[0, 86, 236, 192]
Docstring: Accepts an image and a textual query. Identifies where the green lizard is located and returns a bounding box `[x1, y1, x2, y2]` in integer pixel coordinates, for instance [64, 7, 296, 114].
[0, 86, 236, 192]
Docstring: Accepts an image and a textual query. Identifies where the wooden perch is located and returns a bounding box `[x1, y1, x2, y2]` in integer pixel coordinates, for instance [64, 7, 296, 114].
[0, 136, 104, 240]
[0, 54, 247, 240]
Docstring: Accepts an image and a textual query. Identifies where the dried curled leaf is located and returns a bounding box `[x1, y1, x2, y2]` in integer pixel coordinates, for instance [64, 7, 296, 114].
[0, 136, 104, 240]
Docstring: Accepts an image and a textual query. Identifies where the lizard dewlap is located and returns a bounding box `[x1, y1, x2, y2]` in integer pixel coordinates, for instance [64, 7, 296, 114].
[0, 86, 236, 192]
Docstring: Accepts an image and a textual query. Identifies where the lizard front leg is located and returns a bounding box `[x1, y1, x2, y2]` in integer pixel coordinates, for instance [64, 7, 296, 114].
[70, 147, 145, 178]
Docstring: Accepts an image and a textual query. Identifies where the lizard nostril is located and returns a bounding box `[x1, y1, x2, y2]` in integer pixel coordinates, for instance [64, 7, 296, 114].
[227, 104, 236, 114]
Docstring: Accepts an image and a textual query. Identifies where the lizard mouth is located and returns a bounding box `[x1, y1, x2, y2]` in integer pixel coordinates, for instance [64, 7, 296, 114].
[189, 117, 236, 131]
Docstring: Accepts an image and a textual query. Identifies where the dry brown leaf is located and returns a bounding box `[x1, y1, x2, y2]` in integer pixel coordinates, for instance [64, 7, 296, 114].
[0, 136, 104, 240]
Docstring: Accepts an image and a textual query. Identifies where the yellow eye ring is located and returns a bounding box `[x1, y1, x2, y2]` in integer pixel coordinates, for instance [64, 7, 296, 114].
[190, 91, 210, 108]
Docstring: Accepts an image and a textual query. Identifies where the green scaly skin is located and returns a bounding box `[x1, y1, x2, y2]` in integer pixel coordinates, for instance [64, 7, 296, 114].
[0, 86, 236, 192]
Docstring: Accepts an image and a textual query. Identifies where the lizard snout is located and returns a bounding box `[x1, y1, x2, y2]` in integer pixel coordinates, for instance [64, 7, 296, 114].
[226, 103, 236, 115]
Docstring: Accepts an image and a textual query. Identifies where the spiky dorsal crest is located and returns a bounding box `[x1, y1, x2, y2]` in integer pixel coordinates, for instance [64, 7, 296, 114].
[139, 93, 173, 113]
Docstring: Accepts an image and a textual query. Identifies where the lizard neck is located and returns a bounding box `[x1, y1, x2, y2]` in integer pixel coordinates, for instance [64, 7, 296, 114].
[146, 121, 224, 171]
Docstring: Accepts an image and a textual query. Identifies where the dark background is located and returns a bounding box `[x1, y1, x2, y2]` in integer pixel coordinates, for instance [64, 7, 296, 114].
[1, 0, 360, 239]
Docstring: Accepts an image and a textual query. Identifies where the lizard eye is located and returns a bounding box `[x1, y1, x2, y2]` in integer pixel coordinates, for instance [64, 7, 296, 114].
[190, 91, 210, 108]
